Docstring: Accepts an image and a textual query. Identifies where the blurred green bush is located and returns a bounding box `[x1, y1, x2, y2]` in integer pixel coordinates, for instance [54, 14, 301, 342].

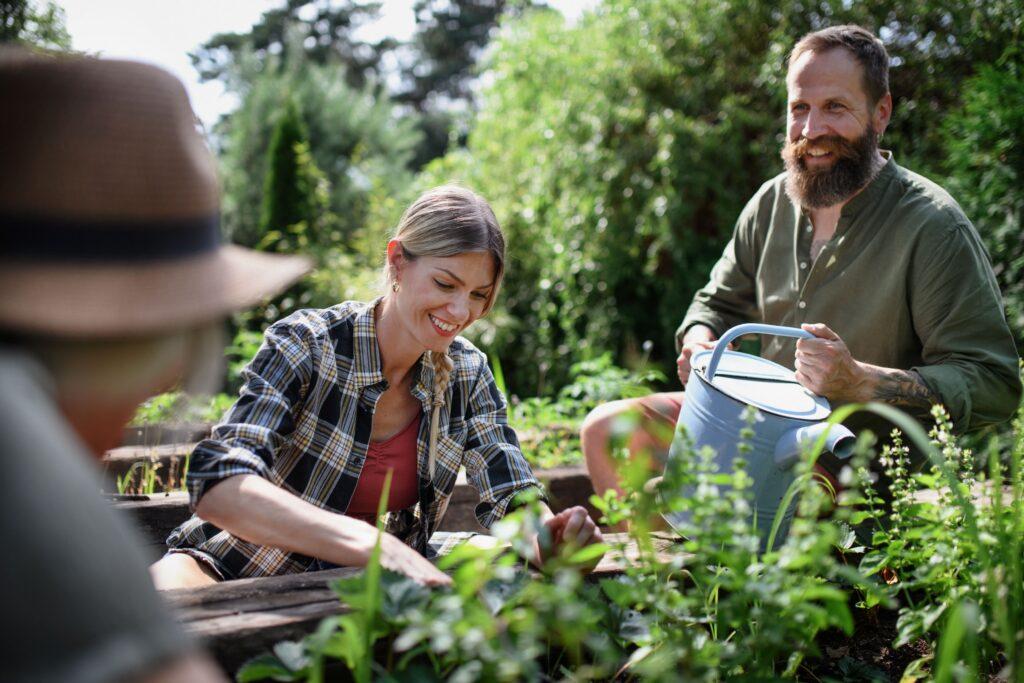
[411, 0, 1023, 396]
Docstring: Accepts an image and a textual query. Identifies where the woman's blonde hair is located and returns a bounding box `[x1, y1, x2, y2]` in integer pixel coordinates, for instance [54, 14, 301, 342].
[387, 185, 505, 481]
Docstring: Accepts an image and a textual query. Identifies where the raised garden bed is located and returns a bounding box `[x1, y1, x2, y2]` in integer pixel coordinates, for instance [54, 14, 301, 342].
[160, 532, 680, 674]
[101, 443, 194, 494]
[121, 422, 211, 447]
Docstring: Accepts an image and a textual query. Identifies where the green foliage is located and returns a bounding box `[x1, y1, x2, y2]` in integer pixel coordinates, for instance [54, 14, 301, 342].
[850, 403, 1024, 680]
[237, 409, 889, 682]
[115, 460, 164, 496]
[234, 394, 1024, 680]
[258, 97, 335, 254]
[191, 0, 390, 90]
[422, 3, 779, 393]
[942, 51, 1024, 344]
[130, 391, 234, 426]
[418, 0, 1024, 395]
[216, 43, 420, 254]
[216, 43, 421, 336]
[0, 0, 71, 51]
[504, 352, 664, 469]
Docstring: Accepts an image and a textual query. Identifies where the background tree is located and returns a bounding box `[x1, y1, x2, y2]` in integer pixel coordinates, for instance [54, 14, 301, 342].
[190, 0, 391, 90]
[396, 0, 545, 166]
[0, 0, 71, 51]
[413, 0, 1024, 395]
[258, 97, 331, 254]
[942, 47, 1024, 341]
[215, 38, 420, 252]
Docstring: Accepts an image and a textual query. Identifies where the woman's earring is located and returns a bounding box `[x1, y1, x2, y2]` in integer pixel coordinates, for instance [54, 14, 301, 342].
[392, 280, 400, 293]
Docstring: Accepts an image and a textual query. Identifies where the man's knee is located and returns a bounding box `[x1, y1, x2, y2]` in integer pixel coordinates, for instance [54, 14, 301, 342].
[581, 397, 662, 450]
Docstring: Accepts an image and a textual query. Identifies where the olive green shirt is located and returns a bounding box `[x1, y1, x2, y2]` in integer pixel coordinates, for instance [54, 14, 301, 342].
[679, 154, 1021, 437]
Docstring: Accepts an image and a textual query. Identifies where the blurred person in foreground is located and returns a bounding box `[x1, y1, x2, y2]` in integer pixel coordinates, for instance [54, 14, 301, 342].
[151, 185, 603, 590]
[581, 25, 1021, 515]
[0, 50, 309, 682]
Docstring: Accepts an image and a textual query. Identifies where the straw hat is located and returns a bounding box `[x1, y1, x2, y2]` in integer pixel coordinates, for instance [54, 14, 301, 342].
[0, 50, 312, 337]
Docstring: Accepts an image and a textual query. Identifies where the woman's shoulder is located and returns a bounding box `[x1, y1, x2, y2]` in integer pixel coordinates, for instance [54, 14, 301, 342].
[267, 301, 374, 344]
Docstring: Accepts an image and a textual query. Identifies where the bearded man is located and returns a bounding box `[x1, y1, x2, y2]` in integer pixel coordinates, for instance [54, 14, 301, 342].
[582, 25, 1022, 508]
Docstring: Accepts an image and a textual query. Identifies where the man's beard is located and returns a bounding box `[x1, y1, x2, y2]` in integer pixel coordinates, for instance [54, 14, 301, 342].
[782, 126, 879, 209]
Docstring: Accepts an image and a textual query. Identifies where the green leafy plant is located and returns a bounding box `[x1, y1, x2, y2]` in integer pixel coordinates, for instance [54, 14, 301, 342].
[233, 395, 1024, 682]
[130, 391, 234, 427]
[590, 406, 871, 680]
[500, 352, 664, 469]
[115, 460, 164, 496]
[849, 403, 1024, 681]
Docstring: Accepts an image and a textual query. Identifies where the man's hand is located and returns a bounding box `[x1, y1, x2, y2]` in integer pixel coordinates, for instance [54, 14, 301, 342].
[533, 506, 604, 571]
[794, 323, 871, 402]
[677, 324, 718, 386]
[795, 322, 942, 412]
[377, 532, 452, 586]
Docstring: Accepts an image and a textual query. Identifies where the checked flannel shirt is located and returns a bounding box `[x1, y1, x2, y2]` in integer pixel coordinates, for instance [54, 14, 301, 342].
[166, 299, 543, 580]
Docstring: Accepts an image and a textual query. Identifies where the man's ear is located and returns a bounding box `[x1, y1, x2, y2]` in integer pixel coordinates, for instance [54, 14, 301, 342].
[873, 92, 893, 136]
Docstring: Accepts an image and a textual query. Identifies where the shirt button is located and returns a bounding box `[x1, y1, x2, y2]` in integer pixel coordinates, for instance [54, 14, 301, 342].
[798, 301, 807, 309]
[800, 261, 808, 270]
[805, 226, 812, 234]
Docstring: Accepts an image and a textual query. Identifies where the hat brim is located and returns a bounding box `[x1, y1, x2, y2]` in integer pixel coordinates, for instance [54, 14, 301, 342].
[0, 245, 312, 337]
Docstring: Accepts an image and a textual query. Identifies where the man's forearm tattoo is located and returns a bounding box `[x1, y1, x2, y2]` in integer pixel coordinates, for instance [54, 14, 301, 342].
[871, 368, 941, 410]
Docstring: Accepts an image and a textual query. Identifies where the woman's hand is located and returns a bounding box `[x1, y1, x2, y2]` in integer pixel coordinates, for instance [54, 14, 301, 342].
[533, 505, 605, 572]
[195, 474, 451, 586]
[376, 531, 452, 586]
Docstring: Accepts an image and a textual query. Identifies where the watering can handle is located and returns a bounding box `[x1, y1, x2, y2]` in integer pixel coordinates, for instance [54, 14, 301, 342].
[705, 323, 814, 381]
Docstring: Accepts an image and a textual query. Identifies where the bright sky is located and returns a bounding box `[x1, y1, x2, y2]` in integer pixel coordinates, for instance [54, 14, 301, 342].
[58, 0, 596, 127]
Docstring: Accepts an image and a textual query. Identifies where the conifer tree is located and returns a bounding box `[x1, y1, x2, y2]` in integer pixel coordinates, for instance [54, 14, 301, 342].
[258, 98, 319, 254]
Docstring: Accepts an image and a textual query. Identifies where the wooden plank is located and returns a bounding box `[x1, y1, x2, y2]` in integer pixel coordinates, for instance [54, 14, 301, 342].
[100, 443, 195, 492]
[121, 423, 210, 447]
[110, 491, 191, 557]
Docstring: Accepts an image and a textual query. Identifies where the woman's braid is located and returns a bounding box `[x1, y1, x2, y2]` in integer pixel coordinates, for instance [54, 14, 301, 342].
[426, 350, 455, 480]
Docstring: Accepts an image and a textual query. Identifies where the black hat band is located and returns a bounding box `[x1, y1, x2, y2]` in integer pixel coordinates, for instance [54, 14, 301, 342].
[0, 213, 222, 263]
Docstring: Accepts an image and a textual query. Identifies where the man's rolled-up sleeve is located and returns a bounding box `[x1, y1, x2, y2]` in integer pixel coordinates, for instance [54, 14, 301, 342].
[910, 221, 1022, 433]
[186, 321, 312, 509]
[461, 358, 545, 529]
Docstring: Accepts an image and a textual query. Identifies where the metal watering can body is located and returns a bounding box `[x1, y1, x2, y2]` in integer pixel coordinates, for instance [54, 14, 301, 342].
[662, 324, 855, 550]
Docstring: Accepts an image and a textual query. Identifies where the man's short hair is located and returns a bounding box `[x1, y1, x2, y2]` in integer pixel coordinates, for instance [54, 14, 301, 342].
[789, 25, 890, 106]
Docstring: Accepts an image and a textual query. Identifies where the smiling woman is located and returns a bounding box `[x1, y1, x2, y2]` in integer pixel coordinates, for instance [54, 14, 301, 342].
[150, 185, 603, 590]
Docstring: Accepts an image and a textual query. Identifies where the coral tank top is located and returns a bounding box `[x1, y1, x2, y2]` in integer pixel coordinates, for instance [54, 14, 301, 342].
[345, 412, 421, 523]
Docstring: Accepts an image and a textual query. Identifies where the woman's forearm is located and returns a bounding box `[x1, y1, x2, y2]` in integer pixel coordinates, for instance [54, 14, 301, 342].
[195, 474, 377, 567]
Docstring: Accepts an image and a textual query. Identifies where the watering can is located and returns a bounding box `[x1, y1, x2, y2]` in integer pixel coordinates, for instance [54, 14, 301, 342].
[661, 323, 855, 550]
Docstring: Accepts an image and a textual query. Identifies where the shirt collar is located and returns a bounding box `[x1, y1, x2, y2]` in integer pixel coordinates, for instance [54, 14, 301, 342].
[350, 297, 386, 389]
[838, 150, 896, 224]
[350, 297, 436, 405]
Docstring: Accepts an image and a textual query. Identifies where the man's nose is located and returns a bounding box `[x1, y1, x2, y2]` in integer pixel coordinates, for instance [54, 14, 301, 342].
[801, 108, 828, 139]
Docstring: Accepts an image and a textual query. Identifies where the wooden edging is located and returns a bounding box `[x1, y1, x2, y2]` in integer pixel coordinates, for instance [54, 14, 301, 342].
[161, 532, 681, 674]
[101, 443, 195, 492]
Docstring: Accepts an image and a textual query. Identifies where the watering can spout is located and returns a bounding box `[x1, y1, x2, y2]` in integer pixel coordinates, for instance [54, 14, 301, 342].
[774, 422, 856, 469]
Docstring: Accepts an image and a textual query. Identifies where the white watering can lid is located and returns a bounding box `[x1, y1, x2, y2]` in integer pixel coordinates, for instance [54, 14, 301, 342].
[692, 348, 832, 421]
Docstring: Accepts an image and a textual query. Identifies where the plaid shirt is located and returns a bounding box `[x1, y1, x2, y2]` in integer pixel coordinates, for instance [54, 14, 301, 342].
[167, 299, 542, 579]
